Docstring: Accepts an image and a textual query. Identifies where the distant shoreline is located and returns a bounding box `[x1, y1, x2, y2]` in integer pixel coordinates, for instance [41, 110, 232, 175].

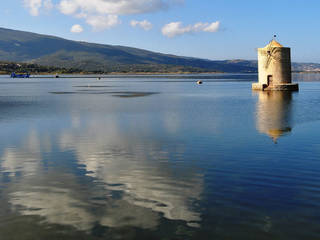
[293, 71, 320, 74]
[1, 71, 319, 77]
[0, 71, 227, 76]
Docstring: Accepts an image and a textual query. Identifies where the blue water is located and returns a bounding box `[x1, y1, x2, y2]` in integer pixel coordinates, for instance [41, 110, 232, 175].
[0, 73, 319, 240]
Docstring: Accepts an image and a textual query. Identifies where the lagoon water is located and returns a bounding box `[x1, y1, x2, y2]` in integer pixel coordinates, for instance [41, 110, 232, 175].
[0, 73, 319, 240]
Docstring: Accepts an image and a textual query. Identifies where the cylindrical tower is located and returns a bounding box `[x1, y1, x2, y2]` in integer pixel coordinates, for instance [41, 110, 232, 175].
[252, 40, 298, 91]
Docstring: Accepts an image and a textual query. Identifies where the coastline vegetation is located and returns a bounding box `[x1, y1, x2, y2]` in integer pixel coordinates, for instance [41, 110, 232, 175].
[0, 61, 81, 75]
[0, 61, 224, 75]
[1, 61, 319, 76]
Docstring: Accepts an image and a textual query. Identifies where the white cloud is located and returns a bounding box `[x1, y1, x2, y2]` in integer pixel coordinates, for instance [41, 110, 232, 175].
[202, 22, 220, 32]
[70, 24, 83, 33]
[58, 0, 174, 16]
[23, 0, 42, 16]
[86, 15, 120, 31]
[162, 21, 220, 38]
[59, 0, 78, 15]
[57, 0, 182, 31]
[43, 0, 53, 10]
[130, 20, 153, 31]
[23, 0, 184, 31]
[23, 0, 53, 16]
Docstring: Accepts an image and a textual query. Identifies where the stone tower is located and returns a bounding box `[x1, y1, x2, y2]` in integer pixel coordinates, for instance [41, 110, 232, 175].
[252, 40, 298, 91]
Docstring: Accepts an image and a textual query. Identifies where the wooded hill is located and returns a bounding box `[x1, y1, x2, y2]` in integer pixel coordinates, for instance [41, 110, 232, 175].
[0, 27, 256, 73]
[0, 27, 319, 74]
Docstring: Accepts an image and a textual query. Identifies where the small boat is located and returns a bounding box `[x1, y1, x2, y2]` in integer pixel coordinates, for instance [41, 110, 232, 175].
[197, 80, 203, 85]
[11, 72, 30, 78]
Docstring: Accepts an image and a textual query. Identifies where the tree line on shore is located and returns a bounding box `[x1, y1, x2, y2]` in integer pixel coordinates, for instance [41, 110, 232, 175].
[0, 61, 222, 75]
[0, 61, 83, 74]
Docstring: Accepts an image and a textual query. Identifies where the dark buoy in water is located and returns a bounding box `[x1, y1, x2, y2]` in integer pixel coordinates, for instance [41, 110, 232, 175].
[197, 80, 203, 85]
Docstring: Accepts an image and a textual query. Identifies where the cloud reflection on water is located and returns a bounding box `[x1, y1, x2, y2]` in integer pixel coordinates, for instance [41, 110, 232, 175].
[59, 115, 203, 227]
[1, 111, 203, 231]
[1, 129, 42, 177]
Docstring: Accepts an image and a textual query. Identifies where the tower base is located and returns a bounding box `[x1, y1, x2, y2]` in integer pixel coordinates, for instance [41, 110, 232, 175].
[252, 83, 299, 91]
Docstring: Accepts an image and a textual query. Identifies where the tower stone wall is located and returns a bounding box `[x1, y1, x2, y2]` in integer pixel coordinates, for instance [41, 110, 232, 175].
[252, 40, 298, 91]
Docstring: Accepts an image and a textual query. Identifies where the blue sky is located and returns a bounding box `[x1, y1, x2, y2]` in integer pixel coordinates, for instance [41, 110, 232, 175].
[1, 0, 320, 62]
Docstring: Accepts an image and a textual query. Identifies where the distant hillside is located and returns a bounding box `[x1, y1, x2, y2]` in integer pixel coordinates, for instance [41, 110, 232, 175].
[291, 62, 320, 72]
[0, 27, 257, 73]
[0, 27, 319, 73]
[224, 60, 320, 72]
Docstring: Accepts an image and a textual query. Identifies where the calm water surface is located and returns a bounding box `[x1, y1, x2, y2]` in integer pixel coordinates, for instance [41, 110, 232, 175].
[0, 73, 319, 240]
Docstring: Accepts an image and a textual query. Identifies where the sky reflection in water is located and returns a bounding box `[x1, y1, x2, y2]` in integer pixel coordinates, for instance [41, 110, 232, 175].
[0, 74, 320, 240]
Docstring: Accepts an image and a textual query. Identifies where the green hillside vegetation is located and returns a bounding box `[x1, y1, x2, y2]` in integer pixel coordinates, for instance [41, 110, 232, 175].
[0, 61, 226, 75]
[0, 28, 319, 74]
[0, 61, 81, 74]
[0, 28, 257, 73]
[0, 60, 224, 74]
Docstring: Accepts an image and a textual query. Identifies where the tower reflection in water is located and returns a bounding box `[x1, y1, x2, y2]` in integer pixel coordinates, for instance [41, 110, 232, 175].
[255, 91, 293, 143]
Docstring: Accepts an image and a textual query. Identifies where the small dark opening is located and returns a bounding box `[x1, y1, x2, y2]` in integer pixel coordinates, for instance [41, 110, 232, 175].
[267, 75, 273, 86]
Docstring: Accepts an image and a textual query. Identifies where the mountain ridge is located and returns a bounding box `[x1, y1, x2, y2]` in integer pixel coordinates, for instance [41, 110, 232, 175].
[0, 27, 319, 73]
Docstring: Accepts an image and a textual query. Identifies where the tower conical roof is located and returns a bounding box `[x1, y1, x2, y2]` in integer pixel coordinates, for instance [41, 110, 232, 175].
[267, 128, 291, 143]
[263, 40, 283, 49]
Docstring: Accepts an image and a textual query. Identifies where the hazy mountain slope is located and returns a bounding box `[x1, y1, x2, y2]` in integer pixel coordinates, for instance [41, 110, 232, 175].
[224, 60, 320, 72]
[0, 27, 318, 73]
[0, 28, 257, 72]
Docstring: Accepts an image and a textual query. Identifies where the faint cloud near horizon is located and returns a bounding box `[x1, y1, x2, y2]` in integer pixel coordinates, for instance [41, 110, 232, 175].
[70, 24, 83, 33]
[86, 15, 121, 31]
[162, 21, 220, 38]
[130, 20, 153, 31]
[23, 0, 53, 16]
